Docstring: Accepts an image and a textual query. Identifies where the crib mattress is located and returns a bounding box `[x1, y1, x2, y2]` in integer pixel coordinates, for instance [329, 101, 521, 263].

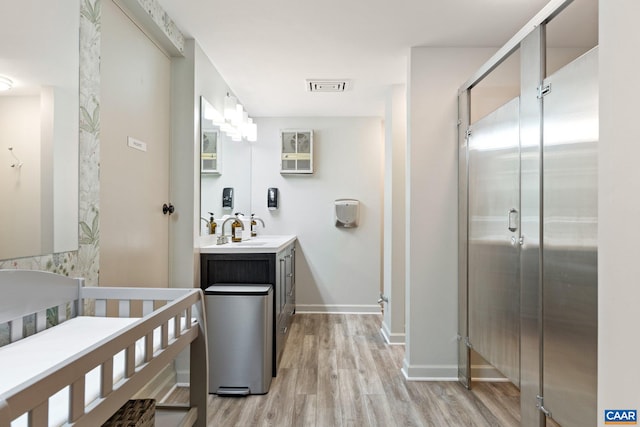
[0, 316, 175, 426]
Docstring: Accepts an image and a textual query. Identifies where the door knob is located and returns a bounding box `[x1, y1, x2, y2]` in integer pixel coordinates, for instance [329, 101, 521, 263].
[162, 203, 175, 215]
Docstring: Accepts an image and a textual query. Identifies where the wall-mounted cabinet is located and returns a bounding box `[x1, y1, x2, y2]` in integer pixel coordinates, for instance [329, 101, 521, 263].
[281, 130, 313, 174]
[200, 129, 219, 173]
[201, 97, 220, 174]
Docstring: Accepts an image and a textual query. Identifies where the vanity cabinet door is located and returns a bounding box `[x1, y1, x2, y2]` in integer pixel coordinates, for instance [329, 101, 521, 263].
[284, 244, 296, 321]
[276, 248, 287, 323]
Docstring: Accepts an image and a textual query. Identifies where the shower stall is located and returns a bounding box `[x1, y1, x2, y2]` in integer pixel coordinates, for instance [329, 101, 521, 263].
[457, 1, 598, 426]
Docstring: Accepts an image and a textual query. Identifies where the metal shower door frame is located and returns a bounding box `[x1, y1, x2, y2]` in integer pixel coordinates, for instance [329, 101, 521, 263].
[457, 2, 574, 426]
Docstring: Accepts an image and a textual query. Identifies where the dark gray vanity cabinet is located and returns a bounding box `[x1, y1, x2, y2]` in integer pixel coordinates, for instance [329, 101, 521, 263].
[200, 241, 295, 376]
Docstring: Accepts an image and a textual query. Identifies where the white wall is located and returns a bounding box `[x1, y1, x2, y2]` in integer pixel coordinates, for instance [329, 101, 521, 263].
[50, 86, 79, 253]
[0, 96, 42, 259]
[598, 0, 640, 423]
[171, 39, 240, 290]
[405, 47, 496, 379]
[171, 39, 247, 381]
[382, 84, 407, 343]
[200, 138, 252, 226]
[404, 44, 596, 381]
[195, 49, 252, 224]
[251, 117, 383, 312]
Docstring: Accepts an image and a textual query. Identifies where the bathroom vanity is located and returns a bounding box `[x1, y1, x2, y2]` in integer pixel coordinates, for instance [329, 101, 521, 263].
[200, 235, 296, 376]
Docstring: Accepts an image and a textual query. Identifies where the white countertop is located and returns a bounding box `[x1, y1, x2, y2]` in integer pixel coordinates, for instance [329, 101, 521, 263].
[199, 234, 297, 254]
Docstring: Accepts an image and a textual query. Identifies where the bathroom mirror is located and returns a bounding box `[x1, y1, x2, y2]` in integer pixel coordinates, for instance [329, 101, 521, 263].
[0, 1, 79, 259]
[199, 97, 252, 235]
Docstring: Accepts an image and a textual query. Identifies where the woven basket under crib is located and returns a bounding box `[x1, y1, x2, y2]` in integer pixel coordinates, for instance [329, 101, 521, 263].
[102, 399, 155, 427]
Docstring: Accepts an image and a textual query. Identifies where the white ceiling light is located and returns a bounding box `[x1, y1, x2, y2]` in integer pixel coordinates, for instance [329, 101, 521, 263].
[0, 76, 13, 91]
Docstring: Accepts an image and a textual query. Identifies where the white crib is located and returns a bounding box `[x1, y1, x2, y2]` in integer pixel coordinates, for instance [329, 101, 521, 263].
[0, 270, 208, 427]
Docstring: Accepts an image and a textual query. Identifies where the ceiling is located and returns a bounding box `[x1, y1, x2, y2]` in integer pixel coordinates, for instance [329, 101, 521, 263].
[156, 0, 597, 118]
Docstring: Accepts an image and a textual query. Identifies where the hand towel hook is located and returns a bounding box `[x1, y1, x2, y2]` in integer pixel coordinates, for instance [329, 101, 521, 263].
[8, 147, 23, 168]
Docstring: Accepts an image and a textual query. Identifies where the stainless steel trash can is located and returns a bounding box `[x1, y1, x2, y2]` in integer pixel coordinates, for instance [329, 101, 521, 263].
[204, 284, 273, 395]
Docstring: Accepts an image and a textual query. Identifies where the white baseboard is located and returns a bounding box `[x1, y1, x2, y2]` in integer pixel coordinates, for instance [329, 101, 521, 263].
[401, 359, 458, 381]
[296, 304, 382, 314]
[400, 360, 510, 383]
[380, 321, 405, 345]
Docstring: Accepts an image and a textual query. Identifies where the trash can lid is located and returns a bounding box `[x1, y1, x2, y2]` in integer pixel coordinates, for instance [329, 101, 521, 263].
[205, 284, 272, 295]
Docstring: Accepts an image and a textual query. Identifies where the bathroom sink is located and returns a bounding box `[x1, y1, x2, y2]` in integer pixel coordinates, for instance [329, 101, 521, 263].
[200, 235, 297, 254]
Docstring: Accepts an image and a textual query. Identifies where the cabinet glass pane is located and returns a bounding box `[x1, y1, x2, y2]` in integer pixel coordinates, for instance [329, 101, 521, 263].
[202, 158, 217, 171]
[200, 97, 220, 174]
[282, 159, 296, 170]
[282, 132, 296, 153]
[298, 160, 311, 170]
[202, 131, 217, 154]
[297, 132, 311, 153]
[201, 130, 218, 173]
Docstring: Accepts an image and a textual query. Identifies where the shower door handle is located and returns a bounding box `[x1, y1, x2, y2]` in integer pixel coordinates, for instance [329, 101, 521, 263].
[508, 208, 518, 232]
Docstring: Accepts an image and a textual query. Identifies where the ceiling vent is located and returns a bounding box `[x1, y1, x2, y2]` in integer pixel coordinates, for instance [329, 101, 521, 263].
[306, 79, 350, 92]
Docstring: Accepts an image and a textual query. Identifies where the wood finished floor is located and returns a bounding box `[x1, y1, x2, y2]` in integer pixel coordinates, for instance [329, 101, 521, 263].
[165, 313, 520, 426]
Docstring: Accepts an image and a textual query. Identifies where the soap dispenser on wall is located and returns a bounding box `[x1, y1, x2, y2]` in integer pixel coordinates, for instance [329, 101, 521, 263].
[222, 187, 234, 210]
[267, 188, 278, 210]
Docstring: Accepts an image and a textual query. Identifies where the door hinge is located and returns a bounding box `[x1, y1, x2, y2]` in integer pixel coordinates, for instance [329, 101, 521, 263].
[465, 127, 472, 139]
[464, 336, 473, 349]
[537, 83, 551, 99]
[536, 395, 552, 418]
[457, 119, 462, 127]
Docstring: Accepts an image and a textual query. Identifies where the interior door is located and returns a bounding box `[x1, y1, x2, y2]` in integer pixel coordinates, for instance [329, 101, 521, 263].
[541, 47, 598, 427]
[467, 97, 521, 386]
[100, 0, 171, 290]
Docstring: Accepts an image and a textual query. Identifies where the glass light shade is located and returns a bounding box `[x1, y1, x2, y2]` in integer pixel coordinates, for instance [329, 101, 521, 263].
[210, 106, 225, 126]
[231, 104, 244, 126]
[220, 122, 235, 135]
[241, 111, 249, 138]
[230, 129, 242, 141]
[247, 120, 257, 142]
[223, 95, 238, 121]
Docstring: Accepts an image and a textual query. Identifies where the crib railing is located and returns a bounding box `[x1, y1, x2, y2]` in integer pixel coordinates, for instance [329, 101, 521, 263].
[0, 287, 207, 427]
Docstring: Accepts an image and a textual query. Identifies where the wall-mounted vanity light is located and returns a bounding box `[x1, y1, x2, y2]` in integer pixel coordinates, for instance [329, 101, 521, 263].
[0, 76, 13, 91]
[218, 93, 257, 142]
